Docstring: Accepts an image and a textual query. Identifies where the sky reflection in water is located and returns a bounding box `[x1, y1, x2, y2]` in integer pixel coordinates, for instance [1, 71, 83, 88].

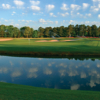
[0, 55, 100, 91]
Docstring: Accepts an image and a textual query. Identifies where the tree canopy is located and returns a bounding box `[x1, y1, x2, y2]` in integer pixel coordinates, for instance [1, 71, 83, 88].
[0, 24, 100, 38]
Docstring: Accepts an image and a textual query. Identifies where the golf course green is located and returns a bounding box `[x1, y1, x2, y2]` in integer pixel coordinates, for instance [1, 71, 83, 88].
[0, 38, 100, 100]
[0, 82, 99, 100]
[0, 37, 100, 56]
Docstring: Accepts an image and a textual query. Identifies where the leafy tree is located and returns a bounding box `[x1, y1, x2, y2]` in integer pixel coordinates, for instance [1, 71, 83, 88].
[13, 27, 20, 38]
[86, 25, 92, 36]
[44, 28, 49, 37]
[63, 27, 68, 37]
[4, 34, 7, 37]
[24, 27, 32, 38]
[32, 30, 38, 38]
[58, 26, 64, 37]
[20, 27, 26, 37]
[97, 26, 100, 37]
[7, 25, 14, 37]
[74, 24, 79, 36]
[38, 27, 44, 37]
[91, 25, 98, 37]
[68, 25, 74, 37]
[79, 24, 86, 36]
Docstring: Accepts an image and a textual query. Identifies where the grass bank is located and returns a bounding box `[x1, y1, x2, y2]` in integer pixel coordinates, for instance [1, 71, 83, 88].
[0, 82, 100, 100]
[0, 38, 100, 56]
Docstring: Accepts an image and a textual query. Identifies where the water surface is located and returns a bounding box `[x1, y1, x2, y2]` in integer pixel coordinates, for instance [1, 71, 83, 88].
[0, 55, 100, 91]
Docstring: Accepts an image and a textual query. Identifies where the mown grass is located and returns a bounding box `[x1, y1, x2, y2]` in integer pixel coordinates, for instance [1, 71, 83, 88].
[0, 38, 100, 56]
[0, 82, 100, 100]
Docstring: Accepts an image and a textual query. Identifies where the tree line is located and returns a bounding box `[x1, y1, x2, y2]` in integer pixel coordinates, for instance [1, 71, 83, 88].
[0, 24, 100, 38]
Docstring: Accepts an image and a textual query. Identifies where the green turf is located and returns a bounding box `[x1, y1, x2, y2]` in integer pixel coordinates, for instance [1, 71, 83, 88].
[0, 82, 100, 100]
[0, 38, 100, 55]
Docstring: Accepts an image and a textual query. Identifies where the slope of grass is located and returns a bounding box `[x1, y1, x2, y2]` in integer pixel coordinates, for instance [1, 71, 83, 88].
[0, 38, 100, 56]
[0, 82, 100, 100]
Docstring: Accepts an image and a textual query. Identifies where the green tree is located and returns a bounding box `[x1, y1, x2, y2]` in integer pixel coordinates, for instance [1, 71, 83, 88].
[68, 25, 74, 37]
[97, 26, 100, 37]
[44, 28, 49, 37]
[38, 27, 44, 37]
[91, 25, 98, 37]
[7, 25, 14, 37]
[86, 25, 92, 36]
[32, 30, 38, 38]
[13, 27, 20, 38]
[24, 27, 31, 38]
[74, 24, 79, 36]
[79, 24, 86, 36]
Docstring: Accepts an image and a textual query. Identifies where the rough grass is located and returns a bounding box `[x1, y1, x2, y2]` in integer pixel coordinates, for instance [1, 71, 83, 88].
[0, 38, 100, 56]
[0, 82, 100, 100]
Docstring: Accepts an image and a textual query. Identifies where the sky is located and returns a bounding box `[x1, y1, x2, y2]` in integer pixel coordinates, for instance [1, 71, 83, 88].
[0, 0, 100, 29]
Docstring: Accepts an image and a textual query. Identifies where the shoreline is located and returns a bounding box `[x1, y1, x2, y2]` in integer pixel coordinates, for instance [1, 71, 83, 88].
[0, 51, 100, 56]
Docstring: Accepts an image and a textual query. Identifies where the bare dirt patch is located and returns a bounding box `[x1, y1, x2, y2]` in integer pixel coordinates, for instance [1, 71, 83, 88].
[0, 39, 13, 41]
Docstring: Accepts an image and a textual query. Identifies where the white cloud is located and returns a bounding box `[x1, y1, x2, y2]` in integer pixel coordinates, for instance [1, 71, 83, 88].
[69, 20, 76, 24]
[30, 1, 40, 5]
[31, 6, 40, 11]
[61, 3, 69, 11]
[46, 5, 55, 11]
[39, 18, 54, 24]
[13, 11, 16, 13]
[70, 4, 81, 10]
[55, 21, 58, 24]
[33, 13, 36, 15]
[98, 4, 100, 8]
[14, 0, 24, 7]
[15, 24, 19, 27]
[39, 18, 46, 23]
[12, 11, 16, 15]
[50, 13, 57, 17]
[92, 0, 100, 2]
[2, 4, 11, 9]
[86, 13, 92, 17]
[98, 14, 100, 18]
[83, 3, 89, 9]
[77, 12, 80, 15]
[58, 12, 69, 17]
[91, 6, 99, 12]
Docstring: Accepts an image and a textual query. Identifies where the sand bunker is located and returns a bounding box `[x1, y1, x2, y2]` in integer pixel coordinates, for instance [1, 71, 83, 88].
[0, 39, 13, 41]
[36, 40, 48, 42]
[49, 40, 59, 42]
[36, 40, 59, 42]
[36, 39, 76, 42]
[63, 40, 75, 41]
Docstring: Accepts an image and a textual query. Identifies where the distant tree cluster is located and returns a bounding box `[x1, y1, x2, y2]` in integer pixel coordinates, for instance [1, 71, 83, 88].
[0, 24, 100, 38]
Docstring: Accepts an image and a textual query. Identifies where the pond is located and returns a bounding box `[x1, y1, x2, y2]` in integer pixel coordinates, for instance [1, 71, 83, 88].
[0, 55, 100, 91]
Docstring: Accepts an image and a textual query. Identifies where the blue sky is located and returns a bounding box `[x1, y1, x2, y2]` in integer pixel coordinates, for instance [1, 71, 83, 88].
[0, 0, 100, 29]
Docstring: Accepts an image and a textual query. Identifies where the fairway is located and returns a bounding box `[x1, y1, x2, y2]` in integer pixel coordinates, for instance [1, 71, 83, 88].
[0, 82, 100, 100]
[0, 38, 100, 56]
